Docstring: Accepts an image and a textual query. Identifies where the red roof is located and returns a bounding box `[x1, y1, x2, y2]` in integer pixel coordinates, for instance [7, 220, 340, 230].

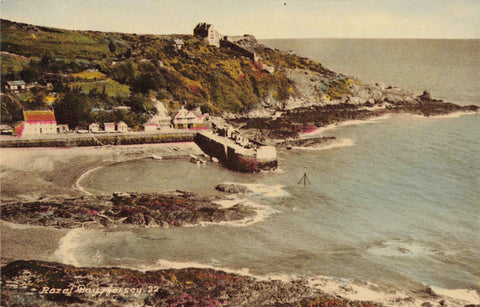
[24, 110, 56, 122]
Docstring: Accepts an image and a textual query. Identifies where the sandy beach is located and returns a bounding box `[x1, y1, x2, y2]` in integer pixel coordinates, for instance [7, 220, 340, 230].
[0, 142, 203, 201]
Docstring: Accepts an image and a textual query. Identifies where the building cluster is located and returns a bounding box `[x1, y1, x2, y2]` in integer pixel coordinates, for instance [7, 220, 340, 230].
[5, 80, 54, 93]
[8, 102, 209, 138]
[88, 121, 128, 133]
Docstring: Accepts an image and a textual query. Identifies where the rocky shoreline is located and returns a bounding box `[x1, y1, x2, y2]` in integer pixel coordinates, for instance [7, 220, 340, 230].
[232, 90, 478, 141]
[1, 191, 256, 229]
[0, 260, 384, 307]
[3, 259, 472, 307]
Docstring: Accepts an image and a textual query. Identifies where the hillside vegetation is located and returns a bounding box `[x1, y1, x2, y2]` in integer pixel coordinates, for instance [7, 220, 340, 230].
[1, 19, 349, 128]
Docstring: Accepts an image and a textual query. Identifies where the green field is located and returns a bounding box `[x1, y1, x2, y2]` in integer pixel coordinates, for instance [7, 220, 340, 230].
[69, 79, 131, 97]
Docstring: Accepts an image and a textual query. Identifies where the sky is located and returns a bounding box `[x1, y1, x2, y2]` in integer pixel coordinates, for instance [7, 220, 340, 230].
[1, 0, 479, 39]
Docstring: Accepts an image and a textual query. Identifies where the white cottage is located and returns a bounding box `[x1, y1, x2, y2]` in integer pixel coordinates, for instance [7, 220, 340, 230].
[89, 123, 100, 133]
[117, 121, 128, 133]
[144, 118, 160, 132]
[104, 122, 115, 133]
[18, 110, 57, 137]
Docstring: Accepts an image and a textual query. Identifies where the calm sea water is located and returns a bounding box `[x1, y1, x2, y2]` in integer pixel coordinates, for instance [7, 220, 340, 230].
[74, 39, 480, 293]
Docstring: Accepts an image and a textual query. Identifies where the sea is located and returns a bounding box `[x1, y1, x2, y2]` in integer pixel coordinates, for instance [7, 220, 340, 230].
[57, 39, 480, 302]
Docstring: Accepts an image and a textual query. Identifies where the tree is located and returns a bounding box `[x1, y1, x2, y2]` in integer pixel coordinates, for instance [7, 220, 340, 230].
[54, 92, 92, 129]
[1, 95, 23, 123]
[108, 40, 116, 54]
[126, 93, 154, 113]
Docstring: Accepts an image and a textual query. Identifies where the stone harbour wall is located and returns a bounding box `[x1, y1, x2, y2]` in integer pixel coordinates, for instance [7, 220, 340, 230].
[194, 132, 277, 172]
[0, 132, 195, 148]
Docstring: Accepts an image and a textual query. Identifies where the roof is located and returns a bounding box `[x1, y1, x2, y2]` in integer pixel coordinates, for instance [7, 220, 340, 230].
[194, 22, 211, 32]
[175, 108, 196, 119]
[7, 80, 26, 86]
[23, 110, 56, 122]
[173, 39, 184, 45]
[145, 117, 160, 125]
[117, 121, 128, 126]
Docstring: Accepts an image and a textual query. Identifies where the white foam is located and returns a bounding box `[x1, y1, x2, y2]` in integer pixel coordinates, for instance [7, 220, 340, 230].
[75, 166, 104, 195]
[198, 199, 270, 227]
[213, 197, 243, 209]
[139, 260, 297, 283]
[411, 111, 477, 119]
[308, 276, 480, 306]
[292, 138, 354, 151]
[367, 240, 433, 258]
[53, 228, 89, 266]
[123, 259, 480, 306]
[308, 276, 414, 305]
[304, 114, 392, 137]
[430, 286, 480, 305]
[221, 182, 289, 198]
[152, 259, 253, 276]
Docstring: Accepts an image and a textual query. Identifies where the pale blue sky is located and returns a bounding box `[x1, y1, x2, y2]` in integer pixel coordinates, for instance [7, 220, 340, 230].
[1, 0, 479, 38]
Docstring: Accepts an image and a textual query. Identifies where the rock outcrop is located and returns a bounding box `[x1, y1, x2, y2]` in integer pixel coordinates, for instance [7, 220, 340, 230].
[215, 183, 253, 194]
[1, 260, 382, 307]
[0, 191, 256, 229]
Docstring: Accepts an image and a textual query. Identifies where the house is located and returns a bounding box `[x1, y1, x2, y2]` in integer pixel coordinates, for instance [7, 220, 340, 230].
[117, 121, 128, 133]
[193, 22, 221, 47]
[144, 119, 159, 132]
[57, 124, 69, 134]
[89, 123, 100, 133]
[6, 80, 26, 92]
[173, 107, 208, 129]
[173, 107, 195, 129]
[158, 116, 172, 129]
[18, 110, 57, 137]
[104, 122, 115, 133]
[171, 38, 184, 51]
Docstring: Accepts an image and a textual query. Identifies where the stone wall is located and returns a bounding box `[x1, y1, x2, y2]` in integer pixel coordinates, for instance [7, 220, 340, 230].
[0, 132, 195, 148]
[194, 132, 277, 172]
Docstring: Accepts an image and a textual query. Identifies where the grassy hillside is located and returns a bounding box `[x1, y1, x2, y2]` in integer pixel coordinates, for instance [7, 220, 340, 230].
[1, 19, 350, 128]
[0, 20, 112, 60]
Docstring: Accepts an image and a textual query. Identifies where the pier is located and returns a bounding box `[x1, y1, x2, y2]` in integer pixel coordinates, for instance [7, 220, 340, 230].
[194, 131, 277, 172]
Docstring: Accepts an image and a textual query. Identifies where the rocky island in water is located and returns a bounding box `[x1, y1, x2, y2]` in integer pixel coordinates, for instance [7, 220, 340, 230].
[1, 18, 479, 307]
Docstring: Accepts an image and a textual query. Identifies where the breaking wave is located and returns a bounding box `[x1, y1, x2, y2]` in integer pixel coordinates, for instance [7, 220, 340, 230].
[53, 228, 89, 266]
[292, 138, 354, 151]
[367, 239, 434, 258]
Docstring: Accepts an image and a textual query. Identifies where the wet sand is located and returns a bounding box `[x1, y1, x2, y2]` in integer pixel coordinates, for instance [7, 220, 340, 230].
[0, 142, 203, 201]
